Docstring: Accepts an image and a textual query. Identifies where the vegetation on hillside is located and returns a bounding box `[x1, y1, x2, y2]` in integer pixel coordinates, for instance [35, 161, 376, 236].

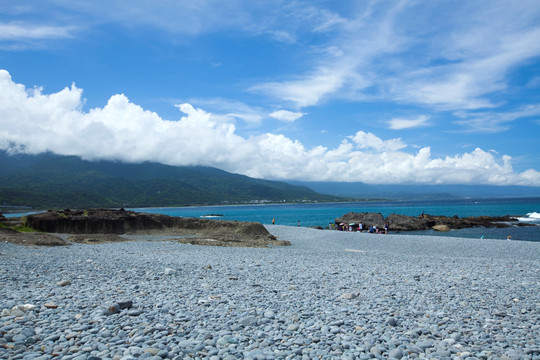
[0, 152, 341, 209]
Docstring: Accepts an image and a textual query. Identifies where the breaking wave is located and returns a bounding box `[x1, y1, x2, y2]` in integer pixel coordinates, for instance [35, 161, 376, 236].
[517, 212, 540, 222]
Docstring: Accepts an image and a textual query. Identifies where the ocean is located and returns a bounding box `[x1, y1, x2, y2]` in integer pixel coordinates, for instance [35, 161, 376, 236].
[128, 197, 540, 242]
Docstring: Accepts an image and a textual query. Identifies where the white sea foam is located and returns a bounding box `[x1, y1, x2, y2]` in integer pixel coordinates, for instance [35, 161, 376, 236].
[517, 212, 540, 222]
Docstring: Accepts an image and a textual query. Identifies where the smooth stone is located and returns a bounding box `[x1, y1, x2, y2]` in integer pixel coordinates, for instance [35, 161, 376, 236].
[12, 334, 27, 343]
[287, 324, 299, 331]
[157, 350, 169, 357]
[340, 292, 358, 300]
[164, 268, 175, 275]
[144, 348, 159, 356]
[118, 300, 133, 310]
[127, 309, 143, 316]
[417, 341, 433, 350]
[239, 316, 258, 326]
[388, 348, 403, 359]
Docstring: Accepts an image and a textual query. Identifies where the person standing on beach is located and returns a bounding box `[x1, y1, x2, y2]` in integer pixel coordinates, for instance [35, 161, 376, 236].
[297, 220, 300, 227]
[272, 218, 275, 225]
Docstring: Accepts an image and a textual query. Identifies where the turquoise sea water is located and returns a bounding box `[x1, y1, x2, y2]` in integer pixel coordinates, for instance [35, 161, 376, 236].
[129, 197, 540, 242]
[5, 198, 539, 242]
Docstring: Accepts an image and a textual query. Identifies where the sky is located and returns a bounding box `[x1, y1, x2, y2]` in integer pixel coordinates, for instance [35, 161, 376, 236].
[1, 0, 540, 186]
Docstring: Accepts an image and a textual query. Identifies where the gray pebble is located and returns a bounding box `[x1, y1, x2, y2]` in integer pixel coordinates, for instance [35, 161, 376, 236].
[57, 279, 71, 286]
[0, 225, 538, 360]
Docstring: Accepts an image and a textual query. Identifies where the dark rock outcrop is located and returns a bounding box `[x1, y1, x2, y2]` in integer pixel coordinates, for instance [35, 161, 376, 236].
[26, 208, 167, 234]
[336, 212, 522, 231]
[386, 213, 431, 231]
[25, 208, 287, 248]
[336, 212, 385, 228]
[421, 214, 520, 229]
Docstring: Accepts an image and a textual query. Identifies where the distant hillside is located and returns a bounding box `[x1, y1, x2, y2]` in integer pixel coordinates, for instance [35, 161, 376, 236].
[289, 181, 540, 200]
[0, 152, 341, 209]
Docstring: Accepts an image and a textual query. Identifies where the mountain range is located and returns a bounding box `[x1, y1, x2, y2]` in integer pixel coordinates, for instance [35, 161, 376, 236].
[289, 181, 540, 200]
[1, 151, 538, 210]
[0, 151, 340, 209]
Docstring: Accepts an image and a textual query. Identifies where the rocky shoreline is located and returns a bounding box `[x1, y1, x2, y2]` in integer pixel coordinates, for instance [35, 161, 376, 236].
[0, 209, 290, 248]
[335, 212, 529, 232]
[2, 208, 535, 247]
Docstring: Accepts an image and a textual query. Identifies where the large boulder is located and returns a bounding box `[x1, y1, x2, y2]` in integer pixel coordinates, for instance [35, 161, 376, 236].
[335, 212, 384, 228]
[386, 213, 432, 231]
[432, 224, 451, 232]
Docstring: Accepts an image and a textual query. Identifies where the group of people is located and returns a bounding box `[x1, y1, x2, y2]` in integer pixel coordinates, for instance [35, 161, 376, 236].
[332, 222, 389, 234]
[270, 217, 390, 234]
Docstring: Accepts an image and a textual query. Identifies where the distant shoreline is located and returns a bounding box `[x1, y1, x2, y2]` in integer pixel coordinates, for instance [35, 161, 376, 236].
[3, 195, 540, 216]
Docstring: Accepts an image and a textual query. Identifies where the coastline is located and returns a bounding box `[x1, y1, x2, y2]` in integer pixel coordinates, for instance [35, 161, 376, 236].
[3, 197, 540, 241]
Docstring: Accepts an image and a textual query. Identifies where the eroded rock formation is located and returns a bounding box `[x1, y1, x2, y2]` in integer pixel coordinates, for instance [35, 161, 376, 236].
[336, 212, 521, 232]
[23, 209, 289, 248]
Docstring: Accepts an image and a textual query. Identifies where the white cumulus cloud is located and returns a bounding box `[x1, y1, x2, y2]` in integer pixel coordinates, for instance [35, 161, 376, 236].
[388, 115, 430, 130]
[349, 131, 407, 152]
[269, 110, 304, 122]
[1, 69, 539, 186]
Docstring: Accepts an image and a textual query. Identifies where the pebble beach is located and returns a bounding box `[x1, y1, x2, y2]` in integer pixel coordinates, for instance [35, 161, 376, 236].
[1, 226, 539, 360]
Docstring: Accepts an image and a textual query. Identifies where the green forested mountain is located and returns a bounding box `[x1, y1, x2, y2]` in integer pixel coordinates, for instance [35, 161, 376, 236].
[0, 152, 340, 209]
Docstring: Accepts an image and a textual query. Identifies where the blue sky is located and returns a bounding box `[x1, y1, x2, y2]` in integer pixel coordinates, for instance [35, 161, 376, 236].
[1, 0, 540, 186]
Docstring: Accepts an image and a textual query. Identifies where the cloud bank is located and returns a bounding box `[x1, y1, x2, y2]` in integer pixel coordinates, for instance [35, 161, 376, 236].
[1, 69, 539, 186]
